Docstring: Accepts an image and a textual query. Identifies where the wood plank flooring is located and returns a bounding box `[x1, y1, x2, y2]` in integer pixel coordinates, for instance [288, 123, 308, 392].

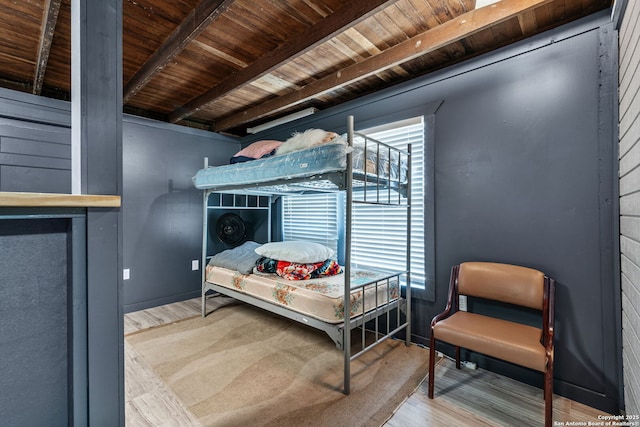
[125, 298, 205, 427]
[125, 297, 608, 426]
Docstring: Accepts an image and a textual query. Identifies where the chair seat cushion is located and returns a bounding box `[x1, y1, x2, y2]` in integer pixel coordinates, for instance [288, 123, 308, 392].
[433, 311, 547, 372]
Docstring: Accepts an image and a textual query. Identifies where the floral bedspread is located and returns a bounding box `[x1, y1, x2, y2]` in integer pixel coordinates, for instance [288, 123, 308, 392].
[206, 265, 399, 323]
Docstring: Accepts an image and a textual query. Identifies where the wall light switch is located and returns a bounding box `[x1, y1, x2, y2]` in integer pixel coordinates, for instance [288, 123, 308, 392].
[192, 260, 199, 271]
[123, 268, 130, 280]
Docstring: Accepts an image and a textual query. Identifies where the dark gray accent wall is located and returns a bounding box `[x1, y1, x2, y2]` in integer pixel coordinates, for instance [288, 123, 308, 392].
[243, 12, 620, 413]
[0, 87, 71, 127]
[430, 22, 619, 413]
[0, 89, 72, 193]
[0, 118, 71, 193]
[122, 116, 238, 312]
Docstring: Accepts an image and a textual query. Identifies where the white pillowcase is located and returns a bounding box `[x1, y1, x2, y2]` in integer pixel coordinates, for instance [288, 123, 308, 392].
[255, 241, 334, 263]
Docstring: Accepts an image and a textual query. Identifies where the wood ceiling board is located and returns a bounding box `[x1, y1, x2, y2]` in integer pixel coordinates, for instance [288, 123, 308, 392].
[251, 74, 303, 97]
[339, 28, 384, 58]
[124, 0, 201, 24]
[427, 0, 467, 23]
[488, 15, 523, 42]
[189, 39, 248, 69]
[517, 10, 540, 34]
[388, 2, 433, 34]
[0, 1, 45, 82]
[213, 0, 559, 132]
[167, 0, 400, 124]
[121, 0, 202, 92]
[0, 0, 613, 136]
[213, 10, 283, 50]
[226, 1, 309, 44]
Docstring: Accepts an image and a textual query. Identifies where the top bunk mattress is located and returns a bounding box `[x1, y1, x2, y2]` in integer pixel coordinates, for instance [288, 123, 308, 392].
[192, 132, 409, 196]
[193, 142, 348, 191]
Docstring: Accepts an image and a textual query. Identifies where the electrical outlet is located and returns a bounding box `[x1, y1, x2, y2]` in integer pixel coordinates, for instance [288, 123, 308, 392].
[191, 260, 199, 271]
[462, 361, 477, 370]
[123, 268, 130, 280]
[459, 295, 467, 311]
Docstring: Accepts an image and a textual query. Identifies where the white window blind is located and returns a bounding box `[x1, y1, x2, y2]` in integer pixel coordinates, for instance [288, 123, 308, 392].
[282, 193, 339, 254]
[354, 118, 426, 287]
[282, 117, 426, 288]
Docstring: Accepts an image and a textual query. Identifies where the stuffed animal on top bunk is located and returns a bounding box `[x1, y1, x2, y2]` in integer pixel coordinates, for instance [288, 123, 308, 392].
[275, 129, 340, 155]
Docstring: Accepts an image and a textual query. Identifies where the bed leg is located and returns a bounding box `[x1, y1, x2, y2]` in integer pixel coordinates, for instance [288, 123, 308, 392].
[405, 315, 411, 347]
[428, 334, 436, 398]
[201, 290, 206, 318]
[343, 356, 350, 395]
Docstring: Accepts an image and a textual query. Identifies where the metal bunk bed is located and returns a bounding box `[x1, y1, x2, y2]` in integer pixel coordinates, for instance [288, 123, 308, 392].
[195, 115, 412, 394]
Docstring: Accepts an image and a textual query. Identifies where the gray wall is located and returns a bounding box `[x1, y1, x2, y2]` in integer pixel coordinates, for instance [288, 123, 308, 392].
[122, 116, 238, 312]
[0, 89, 71, 193]
[618, 0, 640, 416]
[248, 12, 620, 413]
[430, 22, 620, 413]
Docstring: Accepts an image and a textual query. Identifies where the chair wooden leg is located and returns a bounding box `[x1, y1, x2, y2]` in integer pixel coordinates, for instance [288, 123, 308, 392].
[428, 333, 436, 398]
[455, 346, 461, 369]
[544, 366, 553, 427]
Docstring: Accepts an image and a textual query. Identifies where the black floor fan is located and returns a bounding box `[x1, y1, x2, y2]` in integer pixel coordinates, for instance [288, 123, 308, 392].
[214, 212, 247, 247]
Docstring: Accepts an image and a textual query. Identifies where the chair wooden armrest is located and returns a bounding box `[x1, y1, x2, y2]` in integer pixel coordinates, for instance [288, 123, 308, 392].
[430, 264, 459, 328]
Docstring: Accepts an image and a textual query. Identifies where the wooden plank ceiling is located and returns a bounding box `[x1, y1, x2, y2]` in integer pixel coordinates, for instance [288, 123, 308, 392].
[0, 0, 611, 137]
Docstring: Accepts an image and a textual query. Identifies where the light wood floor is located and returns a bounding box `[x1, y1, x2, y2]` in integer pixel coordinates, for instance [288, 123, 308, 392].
[125, 298, 608, 426]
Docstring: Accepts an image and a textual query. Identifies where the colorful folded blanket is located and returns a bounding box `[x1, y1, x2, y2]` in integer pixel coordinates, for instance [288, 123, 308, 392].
[256, 257, 342, 280]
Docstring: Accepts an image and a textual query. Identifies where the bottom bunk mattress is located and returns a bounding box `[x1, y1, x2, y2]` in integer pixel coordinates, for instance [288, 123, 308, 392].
[205, 265, 399, 324]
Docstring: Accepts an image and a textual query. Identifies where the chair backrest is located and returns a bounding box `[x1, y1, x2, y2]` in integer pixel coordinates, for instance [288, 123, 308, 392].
[458, 262, 545, 310]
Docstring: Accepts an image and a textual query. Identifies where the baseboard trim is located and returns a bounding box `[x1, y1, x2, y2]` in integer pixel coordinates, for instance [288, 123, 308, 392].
[124, 290, 201, 314]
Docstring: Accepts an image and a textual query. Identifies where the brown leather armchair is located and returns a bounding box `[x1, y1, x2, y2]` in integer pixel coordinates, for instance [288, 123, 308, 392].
[428, 262, 555, 427]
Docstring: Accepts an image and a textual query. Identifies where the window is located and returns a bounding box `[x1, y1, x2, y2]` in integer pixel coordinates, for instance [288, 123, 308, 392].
[282, 117, 426, 288]
[282, 193, 340, 254]
[352, 117, 425, 288]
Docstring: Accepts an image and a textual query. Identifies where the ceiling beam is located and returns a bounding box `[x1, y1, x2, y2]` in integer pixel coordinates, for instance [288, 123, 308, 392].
[33, 0, 62, 95]
[214, 0, 554, 132]
[123, 0, 235, 103]
[167, 0, 399, 124]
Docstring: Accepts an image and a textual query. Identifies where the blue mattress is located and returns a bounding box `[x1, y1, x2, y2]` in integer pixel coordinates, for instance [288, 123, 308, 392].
[193, 142, 348, 190]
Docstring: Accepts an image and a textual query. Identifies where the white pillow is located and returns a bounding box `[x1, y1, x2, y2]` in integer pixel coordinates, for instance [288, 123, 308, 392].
[255, 241, 334, 263]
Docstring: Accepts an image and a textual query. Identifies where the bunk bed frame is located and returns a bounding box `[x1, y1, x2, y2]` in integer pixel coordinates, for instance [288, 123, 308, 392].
[198, 116, 412, 394]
